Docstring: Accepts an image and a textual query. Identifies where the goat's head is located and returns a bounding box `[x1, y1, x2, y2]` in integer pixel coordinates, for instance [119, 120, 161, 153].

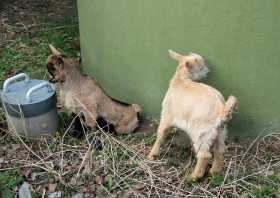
[169, 50, 209, 81]
[46, 44, 78, 83]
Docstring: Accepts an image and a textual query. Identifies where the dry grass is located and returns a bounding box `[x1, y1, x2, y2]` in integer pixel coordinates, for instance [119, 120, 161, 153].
[0, 111, 280, 197]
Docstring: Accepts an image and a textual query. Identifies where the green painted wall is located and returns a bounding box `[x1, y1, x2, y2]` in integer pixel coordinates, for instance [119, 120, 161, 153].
[77, 0, 280, 137]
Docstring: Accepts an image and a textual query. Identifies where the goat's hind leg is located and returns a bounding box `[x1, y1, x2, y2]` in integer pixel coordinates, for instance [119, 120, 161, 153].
[191, 133, 214, 181]
[210, 131, 226, 176]
[147, 115, 172, 160]
[191, 148, 211, 181]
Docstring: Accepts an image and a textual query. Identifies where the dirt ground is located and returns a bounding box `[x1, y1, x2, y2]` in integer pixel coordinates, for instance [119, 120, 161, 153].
[0, 0, 280, 197]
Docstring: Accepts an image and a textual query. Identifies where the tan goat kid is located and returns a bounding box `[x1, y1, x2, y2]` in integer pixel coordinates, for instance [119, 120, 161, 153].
[147, 50, 237, 181]
[46, 45, 141, 134]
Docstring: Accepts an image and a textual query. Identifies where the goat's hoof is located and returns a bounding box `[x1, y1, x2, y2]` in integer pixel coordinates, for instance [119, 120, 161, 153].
[190, 174, 199, 181]
[147, 154, 156, 161]
[209, 167, 221, 176]
[185, 175, 196, 184]
[190, 172, 205, 181]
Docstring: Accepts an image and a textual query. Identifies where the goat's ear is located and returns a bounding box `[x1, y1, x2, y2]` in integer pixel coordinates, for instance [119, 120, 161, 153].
[49, 44, 62, 56]
[46, 57, 55, 71]
[132, 104, 141, 113]
[168, 49, 183, 62]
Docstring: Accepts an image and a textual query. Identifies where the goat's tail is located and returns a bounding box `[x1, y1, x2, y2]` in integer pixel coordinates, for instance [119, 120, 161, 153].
[220, 95, 237, 125]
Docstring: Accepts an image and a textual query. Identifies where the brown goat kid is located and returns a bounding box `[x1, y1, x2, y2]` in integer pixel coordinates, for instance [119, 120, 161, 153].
[46, 45, 141, 134]
[147, 50, 237, 181]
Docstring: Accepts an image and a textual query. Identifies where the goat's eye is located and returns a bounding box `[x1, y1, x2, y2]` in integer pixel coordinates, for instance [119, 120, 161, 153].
[185, 62, 192, 69]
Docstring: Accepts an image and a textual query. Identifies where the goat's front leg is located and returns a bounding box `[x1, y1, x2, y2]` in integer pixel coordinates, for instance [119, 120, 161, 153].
[74, 98, 98, 130]
[147, 116, 171, 160]
[81, 104, 98, 131]
[84, 111, 97, 130]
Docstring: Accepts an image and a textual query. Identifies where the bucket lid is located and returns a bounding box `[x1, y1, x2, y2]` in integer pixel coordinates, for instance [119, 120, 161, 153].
[1, 73, 55, 105]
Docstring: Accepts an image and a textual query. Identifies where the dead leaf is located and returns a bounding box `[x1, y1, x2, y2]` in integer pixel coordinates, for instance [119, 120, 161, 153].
[11, 144, 20, 151]
[19, 167, 32, 179]
[122, 190, 134, 198]
[31, 172, 38, 181]
[133, 183, 145, 190]
[7, 31, 16, 39]
[48, 182, 57, 192]
[265, 170, 274, 176]
[48, 191, 62, 198]
[69, 177, 77, 186]
[95, 175, 102, 186]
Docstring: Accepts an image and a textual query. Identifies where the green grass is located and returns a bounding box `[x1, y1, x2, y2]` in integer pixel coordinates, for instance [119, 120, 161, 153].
[0, 17, 80, 196]
[209, 174, 224, 188]
[252, 185, 277, 198]
[0, 168, 22, 198]
[0, 23, 79, 85]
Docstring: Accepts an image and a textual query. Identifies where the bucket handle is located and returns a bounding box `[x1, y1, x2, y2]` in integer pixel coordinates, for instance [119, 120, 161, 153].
[26, 82, 52, 102]
[3, 73, 30, 93]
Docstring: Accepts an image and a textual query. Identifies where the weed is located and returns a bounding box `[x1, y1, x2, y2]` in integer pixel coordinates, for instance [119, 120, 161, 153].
[265, 152, 273, 161]
[0, 168, 22, 197]
[209, 174, 224, 188]
[104, 174, 113, 189]
[252, 185, 277, 198]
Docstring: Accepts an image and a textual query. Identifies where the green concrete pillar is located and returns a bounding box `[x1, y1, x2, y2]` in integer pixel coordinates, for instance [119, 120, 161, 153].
[77, 0, 280, 137]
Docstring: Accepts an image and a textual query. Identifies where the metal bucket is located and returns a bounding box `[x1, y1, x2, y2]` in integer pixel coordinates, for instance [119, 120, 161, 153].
[0, 73, 58, 138]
